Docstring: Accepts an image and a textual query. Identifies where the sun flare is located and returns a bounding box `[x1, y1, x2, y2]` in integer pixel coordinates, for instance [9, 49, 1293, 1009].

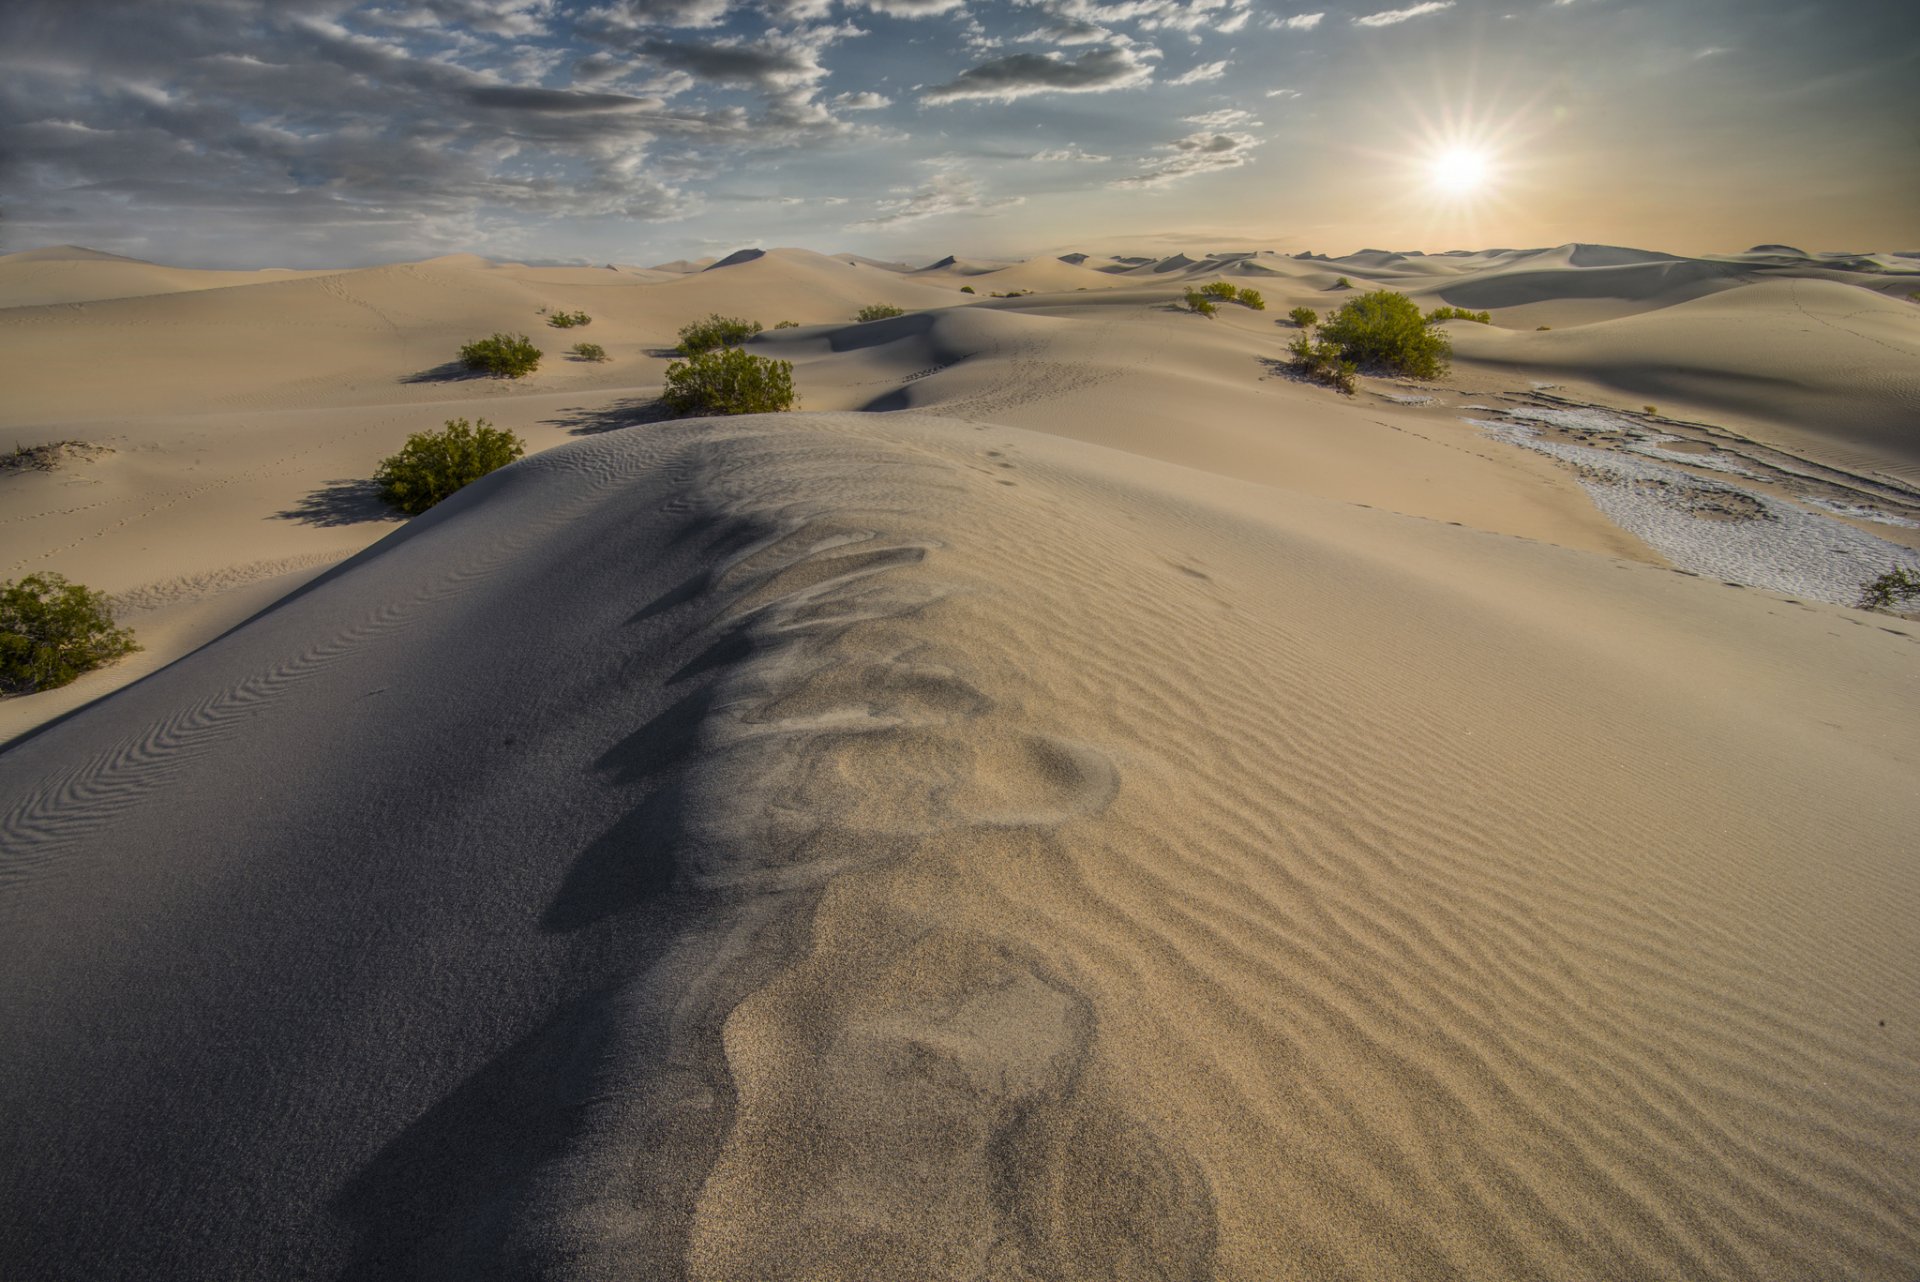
[1429, 147, 1491, 194]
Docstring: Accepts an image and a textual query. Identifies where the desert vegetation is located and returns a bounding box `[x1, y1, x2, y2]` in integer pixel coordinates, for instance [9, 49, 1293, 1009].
[773, 320, 800, 329]
[459, 333, 542, 378]
[855, 303, 906, 322]
[1315, 290, 1453, 379]
[1426, 306, 1491, 324]
[1858, 567, 1920, 610]
[1182, 288, 1218, 318]
[1235, 287, 1266, 310]
[959, 285, 975, 294]
[676, 314, 763, 355]
[1288, 306, 1318, 329]
[569, 342, 609, 362]
[1334, 276, 1352, 289]
[374, 417, 527, 515]
[545, 310, 592, 328]
[0, 572, 139, 694]
[661, 347, 797, 417]
[1285, 334, 1359, 395]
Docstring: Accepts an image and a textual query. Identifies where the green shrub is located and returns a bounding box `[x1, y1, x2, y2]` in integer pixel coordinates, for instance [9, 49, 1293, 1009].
[1236, 287, 1266, 311]
[989, 289, 1032, 299]
[1536, 325, 1552, 331]
[676, 314, 762, 356]
[0, 573, 138, 694]
[1317, 290, 1452, 379]
[773, 320, 800, 329]
[375, 417, 527, 515]
[1200, 281, 1239, 300]
[960, 285, 975, 294]
[855, 303, 906, 322]
[546, 310, 592, 328]
[1288, 306, 1317, 329]
[570, 341, 609, 362]
[1334, 276, 1352, 288]
[1859, 567, 1920, 610]
[460, 333, 542, 378]
[1643, 404, 1658, 416]
[1425, 306, 1491, 324]
[661, 347, 797, 417]
[1181, 288, 1218, 317]
[1286, 334, 1358, 395]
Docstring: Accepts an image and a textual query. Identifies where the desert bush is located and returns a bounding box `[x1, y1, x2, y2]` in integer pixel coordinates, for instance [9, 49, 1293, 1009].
[1236, 287, 1266, 311]
[1536, 325, 1552, 331]
[1643, 404, 1658, 415]
[570, 342, 609, 362]
[1859, 567, 1920, 610]
[855, 303, 906, 322]
[1286, 334, 1358, 395]
[1317, 290, 1452, 379]
[661, 347, 797, 417]
[676, 314, 762, 356]
[460, 332, 542, 378]
[1334, 276, 1352, 288]
[1181, 288, 1218, 317]
[1200, 281, 1239, 300]
[989, 289, 1033, 298]
[1288, 306, 1317, 329]
[960, 285, 976, 294]
[774, 320, 800, 329]
[546, 310, 592, 328]
[0, 572, 138, 694]
[375, 417, 526, 515]
[1425, 306, 1491, 324]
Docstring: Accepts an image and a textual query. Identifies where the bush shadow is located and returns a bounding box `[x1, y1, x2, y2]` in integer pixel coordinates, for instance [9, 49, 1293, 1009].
[273, 478, 397, 526]
[541, 398, 678, 436]
[400, 361, 484, 385]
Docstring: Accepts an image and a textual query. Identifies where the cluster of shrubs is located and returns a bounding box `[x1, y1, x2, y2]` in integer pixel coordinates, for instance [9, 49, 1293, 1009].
[375, 417, 526, 515]
[989, 289, 1032, 299]
[460, 333, 542, 378]
[1859, 567, 1920, 610]
[1288, 306, 1317, 328]
[960, 285, 976, 294]
[570, 342, 609, 362]
[855, 303, 906, 322]
[1425, 306, 1491, 324]
[662, 347, 797, 416]
[1284, 289, 1454, 391]
[677, 314, 762, 355]
[0, 573, 139, 694]
[1183, 282, 1266, 316]
[545, 310, 592, 328]
[774, 320, 801, 329]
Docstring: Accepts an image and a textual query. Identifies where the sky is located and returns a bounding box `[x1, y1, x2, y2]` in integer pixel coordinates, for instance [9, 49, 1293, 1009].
[2, 0, 1915, 267]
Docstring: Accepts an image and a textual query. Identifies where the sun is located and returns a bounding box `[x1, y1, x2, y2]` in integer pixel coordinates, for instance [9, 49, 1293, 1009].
[1429, 147, 1492, 195]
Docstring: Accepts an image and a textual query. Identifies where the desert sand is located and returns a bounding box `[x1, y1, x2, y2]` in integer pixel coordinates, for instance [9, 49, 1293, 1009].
[2, 241, 1918, 1279]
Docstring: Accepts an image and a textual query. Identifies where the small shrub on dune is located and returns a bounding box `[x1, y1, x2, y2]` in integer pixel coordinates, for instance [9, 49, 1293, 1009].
[570, 341, 609, 362]
[661, 347, 797, 417]
[375, 417, 526, 515]
[855, 303, 906, 322]
[1858, 567, 1920, 610]
[1334, 276, 1352, 289]
[0, 573, 139, 694]
[1236, 287, 1266, 311]
[960, 285, 976, 294]
[460, 332, 542, 378]
[546, 310, 592, 328]
[1317, 290, 1452, 379]
[1536, 325, 1552, 331]
[1181, 288, 1218, 317]
[1286, 334, 1358, 395]
[1425, 306, 1491, 324]
[676, 314, 762, 356]
[1200, 281, 1239, 301]
[773, 320, 800, 329]
[1288, 306, 1317, 329]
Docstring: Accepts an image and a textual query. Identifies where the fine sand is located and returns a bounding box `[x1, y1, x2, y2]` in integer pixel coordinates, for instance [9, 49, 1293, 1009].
[2, 242, 1918, 1280]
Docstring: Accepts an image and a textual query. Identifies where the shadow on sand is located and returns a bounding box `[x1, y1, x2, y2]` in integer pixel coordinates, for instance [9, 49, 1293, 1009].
[274, 478, 398, 527]
[542, 398, 678, 436]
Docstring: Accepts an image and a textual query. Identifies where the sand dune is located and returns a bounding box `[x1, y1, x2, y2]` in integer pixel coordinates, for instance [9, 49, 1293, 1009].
[0, 244, 330, 309]
[3, 240, 1919, 1279]
[3, 412, 1916, 1280]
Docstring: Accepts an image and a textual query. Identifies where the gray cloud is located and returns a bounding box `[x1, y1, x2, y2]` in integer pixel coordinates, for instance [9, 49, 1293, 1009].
[850, 173, 1023, 227]
[1111, 129, 1258, 188]
[922, 45, 1156, 102]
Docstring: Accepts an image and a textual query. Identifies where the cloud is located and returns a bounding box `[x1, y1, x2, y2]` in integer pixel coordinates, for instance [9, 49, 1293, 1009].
[1352, 1, 1453, 27]
[850, 173, 1024, 227]
[1272, 11, 1323, 29]
[847, 0, 968, 14]
[832, 90, 893, 108]
[1032, 144, 1112, 161]
[1111, 129, 1258, 188]
[1168, 58, 1228, 84]
[1265, 86, 1302, 98]
[1183, 106, 1254, 126]
[922, 46, 1157, 102]
[578, 0, 735, 31]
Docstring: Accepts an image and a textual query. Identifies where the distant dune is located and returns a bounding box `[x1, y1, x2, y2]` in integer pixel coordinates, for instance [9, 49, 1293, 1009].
[2, 240, 1918, 1281]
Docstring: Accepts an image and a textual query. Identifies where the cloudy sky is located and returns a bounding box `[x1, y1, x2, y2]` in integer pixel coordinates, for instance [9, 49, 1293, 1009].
[3, 0, 1914, 266]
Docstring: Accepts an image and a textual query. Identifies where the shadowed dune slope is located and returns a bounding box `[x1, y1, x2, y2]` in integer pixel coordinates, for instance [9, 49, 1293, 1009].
[2, 412, 1916, 1281]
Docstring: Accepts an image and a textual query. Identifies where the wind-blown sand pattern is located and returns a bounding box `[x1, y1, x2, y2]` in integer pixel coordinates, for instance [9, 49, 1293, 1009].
[3, 243, 1919, 1280]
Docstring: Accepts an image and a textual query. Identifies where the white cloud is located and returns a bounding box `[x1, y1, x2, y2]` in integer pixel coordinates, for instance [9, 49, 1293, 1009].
[832, 90, 893, 108]
[1169, 58, 1228, 84]
[1264, 86, 1302, 98]
[1032, 144, 1111, 161]
[923, 45, 1157, 102]
[1353, 1, 1453, 27]
[851, 173, 1024, 226]
[1183, 106, 1253, 126]
[1272, 11, 1324, 29]
[1111, 129, 1258, 187]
